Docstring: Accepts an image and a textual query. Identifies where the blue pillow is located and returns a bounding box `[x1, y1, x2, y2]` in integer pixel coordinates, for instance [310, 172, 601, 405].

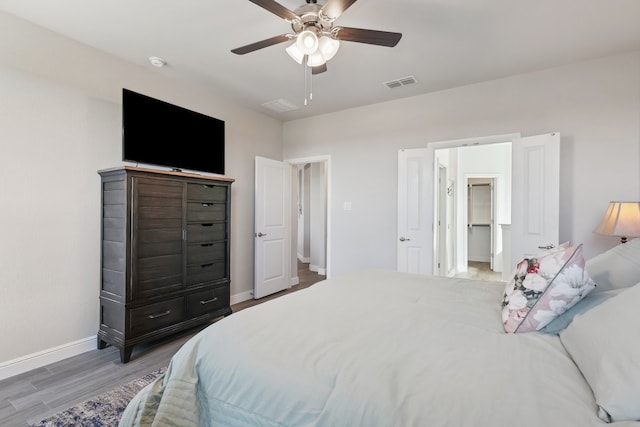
[541, 288, 625, 334]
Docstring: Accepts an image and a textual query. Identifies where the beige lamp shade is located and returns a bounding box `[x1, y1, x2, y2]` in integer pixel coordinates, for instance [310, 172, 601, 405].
[594, 201, 640, 243]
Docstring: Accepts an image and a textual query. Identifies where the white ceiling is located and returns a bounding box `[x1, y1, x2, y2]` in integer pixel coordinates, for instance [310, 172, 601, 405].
[2, 0, 640, 121]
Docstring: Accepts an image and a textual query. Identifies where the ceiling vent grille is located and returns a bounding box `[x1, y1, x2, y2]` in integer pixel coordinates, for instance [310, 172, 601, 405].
[261, 98, 298, 113]
[383, 75, 417, 89]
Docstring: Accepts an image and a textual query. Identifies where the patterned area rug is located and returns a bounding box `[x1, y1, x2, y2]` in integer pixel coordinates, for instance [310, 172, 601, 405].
[29, 367, 166, 427]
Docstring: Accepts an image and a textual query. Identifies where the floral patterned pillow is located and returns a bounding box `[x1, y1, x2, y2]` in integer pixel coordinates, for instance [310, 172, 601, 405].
[501, 244, 596, 333]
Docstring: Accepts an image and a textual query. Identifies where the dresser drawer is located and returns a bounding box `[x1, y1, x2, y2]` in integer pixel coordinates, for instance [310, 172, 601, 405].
[187, 260, 226, 285]
[187, 202, 226, 221]
[187, 183, 227, 202]
[130, 297, 184, 337]
[187, 242, 226, 264]
[187, 223, 226, 243]
[186, 286, 229, 317]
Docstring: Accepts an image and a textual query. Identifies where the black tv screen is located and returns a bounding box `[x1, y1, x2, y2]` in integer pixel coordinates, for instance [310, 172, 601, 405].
[122, 88, 225, 175]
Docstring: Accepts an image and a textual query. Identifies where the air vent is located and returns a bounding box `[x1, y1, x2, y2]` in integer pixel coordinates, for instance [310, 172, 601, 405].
[383, 75, 417, 89]
[261, 99, 299, 113]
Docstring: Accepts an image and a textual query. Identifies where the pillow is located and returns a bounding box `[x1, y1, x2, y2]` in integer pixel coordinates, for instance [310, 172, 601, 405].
[587, 237, 640, 293]
[501, 244, 596, 333]
[559, 282, 640, 422]
[540, 288, 625, 334]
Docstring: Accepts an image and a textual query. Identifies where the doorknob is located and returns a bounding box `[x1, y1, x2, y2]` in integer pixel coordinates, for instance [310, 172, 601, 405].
[255, 232, 267, 237]
[399, 236, 411, 242]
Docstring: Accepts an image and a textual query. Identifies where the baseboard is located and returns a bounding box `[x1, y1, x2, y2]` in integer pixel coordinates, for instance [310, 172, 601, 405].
[297, 255, 310, 263]
[231, 290, 254, 305]
[290, 276, 299, 286]
[468, 257, 491, 263]
[0, 336, 95, 381]
[309, 265, 326, 276]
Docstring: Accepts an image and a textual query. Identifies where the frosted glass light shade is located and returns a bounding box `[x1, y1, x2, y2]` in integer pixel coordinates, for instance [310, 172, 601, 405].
[318, 36, 340, 61]
[296, 30, 319, 55]
[594, 201, 640, 243]
[285, 42, 304, 64]
[306, 51, 326, 67]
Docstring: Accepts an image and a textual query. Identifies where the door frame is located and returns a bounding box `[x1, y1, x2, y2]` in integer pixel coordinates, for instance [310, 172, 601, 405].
[436, 163, 448, 275]
[285, 155, 332, 281]
[464, 175, 498, 271]
[429, 133, 520, 273]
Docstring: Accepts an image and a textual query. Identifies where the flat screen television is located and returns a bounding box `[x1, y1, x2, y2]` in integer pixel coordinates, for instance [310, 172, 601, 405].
[122, 88, 225, 175]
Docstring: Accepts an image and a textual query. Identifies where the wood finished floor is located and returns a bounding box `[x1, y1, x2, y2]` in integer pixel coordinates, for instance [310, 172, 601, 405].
[454, 261, 503, 281]
[0, 262, 325, 427]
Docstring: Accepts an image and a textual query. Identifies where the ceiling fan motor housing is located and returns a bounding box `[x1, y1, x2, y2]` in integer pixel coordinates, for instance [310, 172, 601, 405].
[291, 3, 333, 35]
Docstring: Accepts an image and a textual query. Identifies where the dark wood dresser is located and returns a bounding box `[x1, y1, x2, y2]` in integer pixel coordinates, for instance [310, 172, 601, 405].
[97, 166, 234, 362]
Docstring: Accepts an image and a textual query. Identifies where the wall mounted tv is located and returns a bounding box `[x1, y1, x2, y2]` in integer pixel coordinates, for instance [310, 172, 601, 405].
[122, 88, 225, 175]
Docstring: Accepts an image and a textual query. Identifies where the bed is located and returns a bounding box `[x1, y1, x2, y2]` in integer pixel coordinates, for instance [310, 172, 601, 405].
[119, 241, 640, 426]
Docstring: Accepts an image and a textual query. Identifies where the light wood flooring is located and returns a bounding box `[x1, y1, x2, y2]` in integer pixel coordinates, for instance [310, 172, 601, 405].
[454, 261, 503, 281]
[0, 262, 325, 427]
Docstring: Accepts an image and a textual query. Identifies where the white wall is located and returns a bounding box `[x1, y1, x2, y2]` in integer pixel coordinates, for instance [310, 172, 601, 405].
[0, 12, 283, 374]
[309, 162, 327, 274]
[283, 51, 640, 277]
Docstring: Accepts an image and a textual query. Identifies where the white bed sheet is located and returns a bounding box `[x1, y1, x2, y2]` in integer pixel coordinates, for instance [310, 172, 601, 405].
[120, 270, 639, 426]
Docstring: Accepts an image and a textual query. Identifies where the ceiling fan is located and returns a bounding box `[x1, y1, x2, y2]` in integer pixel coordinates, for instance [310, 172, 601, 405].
[231, 0, 402, 75]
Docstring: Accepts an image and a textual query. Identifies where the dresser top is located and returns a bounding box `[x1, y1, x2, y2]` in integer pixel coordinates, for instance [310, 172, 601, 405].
[98, 166, 235, 183]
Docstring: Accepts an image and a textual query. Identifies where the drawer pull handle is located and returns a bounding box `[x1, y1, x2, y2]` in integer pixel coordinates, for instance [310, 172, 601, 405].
[201, 263, 214, 268]
[201, 203, 212, 207]
[201, 243, 213, 247]
[200, 297, 218, 305]
[201, 223, 214, 227]
[148, 310, 171, 319]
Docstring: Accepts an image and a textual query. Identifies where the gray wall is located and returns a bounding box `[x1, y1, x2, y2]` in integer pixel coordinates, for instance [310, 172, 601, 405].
[283, 51, 640, 277]
[0, 11, 283, 371]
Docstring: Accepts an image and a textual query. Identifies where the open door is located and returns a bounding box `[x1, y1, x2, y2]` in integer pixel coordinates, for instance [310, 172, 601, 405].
[510, 132, 560, 264]
[397, 132, 558, 277]
[254, 156, 290, 299]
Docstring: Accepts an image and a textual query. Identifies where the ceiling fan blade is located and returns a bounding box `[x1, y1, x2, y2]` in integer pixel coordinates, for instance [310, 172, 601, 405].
[320, 0, 359, 20]
[231, 34, 291, 55]
[335, 27, 402, 47]
[312, 63, 328, 75]
[248, 0, 298, 21]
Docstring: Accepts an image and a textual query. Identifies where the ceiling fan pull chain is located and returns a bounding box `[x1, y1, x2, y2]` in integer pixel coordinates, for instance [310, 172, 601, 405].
[304, 61, 308, 106]
[309, 66, 313, 101]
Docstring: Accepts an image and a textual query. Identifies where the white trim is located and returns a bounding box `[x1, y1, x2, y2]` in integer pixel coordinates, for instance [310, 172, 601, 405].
[285, 155, 332, 279]
[231, 290, 253, 305]
[290, 276, 300, 286]
[0, 336, 95, 381]
[309, 265, 327, 276]
[427, 133, 520, 150]
[297, 255, 310, 263]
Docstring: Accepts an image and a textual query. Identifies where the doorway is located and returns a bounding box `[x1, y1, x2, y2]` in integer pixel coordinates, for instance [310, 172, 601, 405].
[432, 139, 513, 281]
[288, 155, 331, 286]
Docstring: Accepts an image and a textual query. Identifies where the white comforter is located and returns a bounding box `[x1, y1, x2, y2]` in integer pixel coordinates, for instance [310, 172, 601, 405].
[119, 270, 637, 426]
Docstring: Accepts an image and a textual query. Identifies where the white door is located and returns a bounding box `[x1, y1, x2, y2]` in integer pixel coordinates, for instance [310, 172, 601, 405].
[511, 132, 560, 264]
[397, 148, 434, 274]
[254, 156, 290, 299]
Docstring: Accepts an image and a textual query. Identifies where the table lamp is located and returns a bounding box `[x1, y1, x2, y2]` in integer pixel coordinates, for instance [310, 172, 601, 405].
[594, 201, 640, 243]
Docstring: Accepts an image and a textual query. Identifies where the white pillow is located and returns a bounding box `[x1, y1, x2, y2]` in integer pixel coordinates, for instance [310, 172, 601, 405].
[587, 238, 640, 293]
[559, 282, 640, 422]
